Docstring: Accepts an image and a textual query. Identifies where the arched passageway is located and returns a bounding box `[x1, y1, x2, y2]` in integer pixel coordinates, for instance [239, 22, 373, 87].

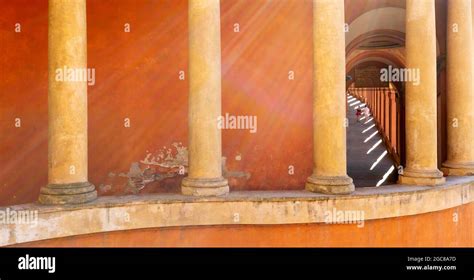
[344, 6, 408, 188]
[346, 86, 401, 187]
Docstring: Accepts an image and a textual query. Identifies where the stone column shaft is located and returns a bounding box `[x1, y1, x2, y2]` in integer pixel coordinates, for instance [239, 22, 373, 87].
[181, 0, 229, 196]
[442, 0, 474, 175]
[306, 0, 354, 194]
[399, 0, 445, 185]
[39, 0, 97, 204]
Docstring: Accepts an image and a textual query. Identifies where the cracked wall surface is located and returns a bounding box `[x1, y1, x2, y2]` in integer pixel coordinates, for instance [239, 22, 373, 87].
[99, 142, 251, 196]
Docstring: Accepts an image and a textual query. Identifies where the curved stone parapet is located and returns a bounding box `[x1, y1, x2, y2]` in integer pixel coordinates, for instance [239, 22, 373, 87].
[1, 176, 472, 247]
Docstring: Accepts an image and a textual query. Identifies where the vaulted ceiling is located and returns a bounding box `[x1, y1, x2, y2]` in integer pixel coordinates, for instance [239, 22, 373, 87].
[345, 1, 407, 74]
[345, 0, 445, 75]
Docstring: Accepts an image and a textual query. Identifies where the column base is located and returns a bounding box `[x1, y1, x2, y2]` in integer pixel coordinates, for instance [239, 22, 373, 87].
[181, 177, 229, 196]
[38, 182, 97, 205]
[305, 175, 355, 195]
[398, 168, 445, 186]
[441, 161, 474, 176]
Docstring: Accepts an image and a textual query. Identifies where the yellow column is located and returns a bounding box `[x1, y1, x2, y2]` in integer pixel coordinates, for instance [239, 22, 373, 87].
[39, 0, 97, 204]
[306, 0, 354, 194]
[442, 0, 474, 176]
[181, 0, 229, 196]
[399, 0, 445, 185]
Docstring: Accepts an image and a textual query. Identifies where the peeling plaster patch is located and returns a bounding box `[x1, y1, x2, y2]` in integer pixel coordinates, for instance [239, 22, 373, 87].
[118, 163, 177, 194]
[96, 142, 191, 194]
[127, 162, 145, 193]
[135, 145, 252, 191]
[99, 184, 112, 193]
[104, 143, 252, 195]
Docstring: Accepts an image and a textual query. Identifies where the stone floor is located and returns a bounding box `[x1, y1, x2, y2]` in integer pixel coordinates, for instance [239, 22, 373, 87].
[346, 94, 398, 188]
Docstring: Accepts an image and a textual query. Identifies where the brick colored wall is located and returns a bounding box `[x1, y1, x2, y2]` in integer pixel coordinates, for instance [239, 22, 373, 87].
[0, 0, 315, 206]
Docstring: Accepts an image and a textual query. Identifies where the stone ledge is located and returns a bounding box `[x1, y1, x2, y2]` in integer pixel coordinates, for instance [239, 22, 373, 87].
[0, 176, 473, 246]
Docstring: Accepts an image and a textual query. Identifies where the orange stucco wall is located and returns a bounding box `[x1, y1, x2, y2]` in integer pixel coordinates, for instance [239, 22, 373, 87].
[15, 203, 473, 247]
[0, 0, 450, 207]
[0, 0, 315, 206]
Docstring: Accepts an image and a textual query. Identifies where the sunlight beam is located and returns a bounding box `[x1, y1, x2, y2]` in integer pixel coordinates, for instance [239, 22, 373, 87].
[364, 131, 378, 143]
[367, 139, 383, 154]
[363, 124, 375, 134]
[370, 150, 388, 170]
[350, 100, 361, 107]
[376, 165, 396, 186]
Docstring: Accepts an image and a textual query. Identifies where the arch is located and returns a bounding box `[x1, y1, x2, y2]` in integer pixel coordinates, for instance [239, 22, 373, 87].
[346, 7, 406, 48]
[346, 7, 440, 60]
[346, 29, 405, 58]
[346, 49, 406, 73]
